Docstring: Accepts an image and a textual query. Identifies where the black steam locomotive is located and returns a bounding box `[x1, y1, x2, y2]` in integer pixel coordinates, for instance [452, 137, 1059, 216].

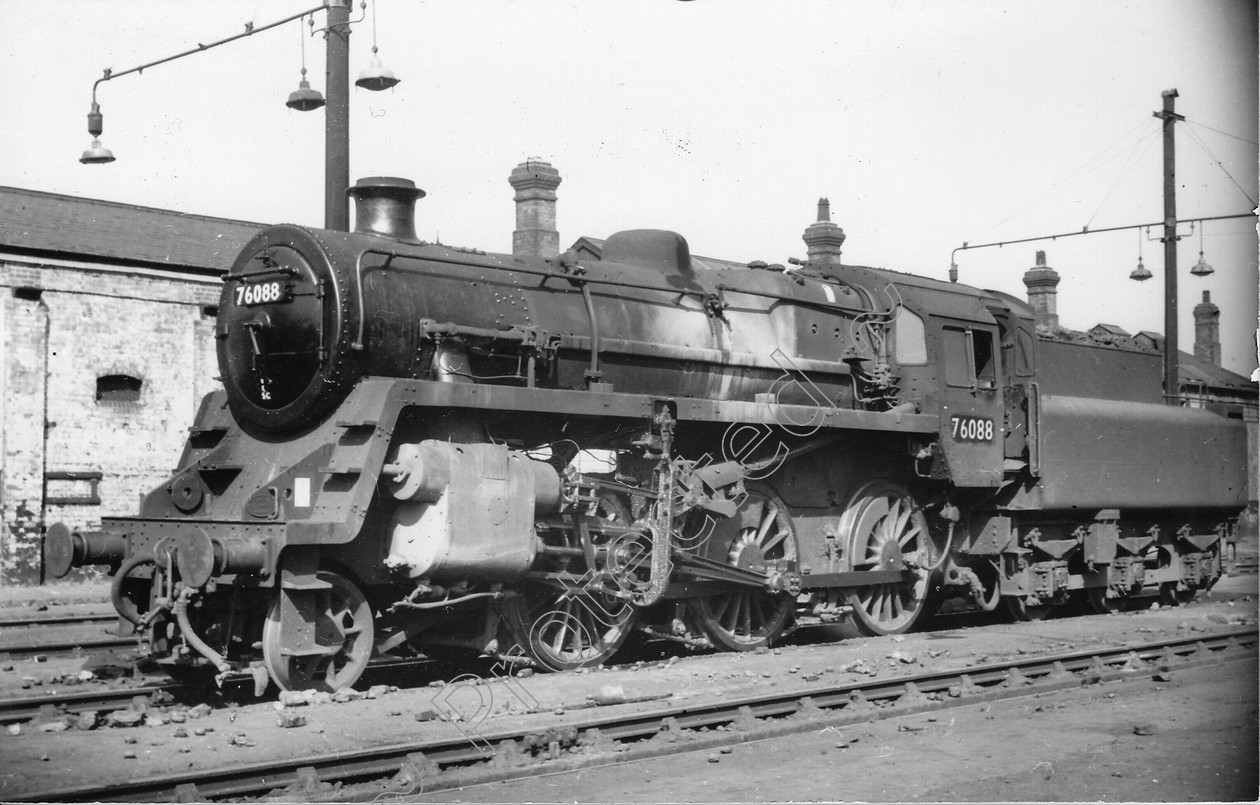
[46, 177, 1247, 690]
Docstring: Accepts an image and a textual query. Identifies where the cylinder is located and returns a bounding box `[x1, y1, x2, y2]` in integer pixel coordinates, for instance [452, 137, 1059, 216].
[383, 442, 451, 502]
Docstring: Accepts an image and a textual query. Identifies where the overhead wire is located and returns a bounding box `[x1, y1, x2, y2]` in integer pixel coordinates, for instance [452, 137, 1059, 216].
[1084, 125, 1161, 229]
[1184, 118, 1259, 147]
[1181, 121, 1258, 208]
[978, 118, 1159, 241]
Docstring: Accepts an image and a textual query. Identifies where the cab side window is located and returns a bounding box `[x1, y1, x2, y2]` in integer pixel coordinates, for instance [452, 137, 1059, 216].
[973, 330, 995, 388]
[1015, 327, 1036, 377]
[943, 327, 971, 387]
[942, 326, 997, 390]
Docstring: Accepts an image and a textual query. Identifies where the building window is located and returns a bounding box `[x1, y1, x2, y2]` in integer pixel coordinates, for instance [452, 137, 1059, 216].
[96, 374, 143, 404]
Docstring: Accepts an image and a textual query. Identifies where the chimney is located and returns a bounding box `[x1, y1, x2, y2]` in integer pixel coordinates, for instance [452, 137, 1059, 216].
[802, 197, 846, 266]
[1193, 290, 1221, 365]
[1023, 250, 1061, 329]
[509, 159, 562, 259]
[347, 177, 425, 241]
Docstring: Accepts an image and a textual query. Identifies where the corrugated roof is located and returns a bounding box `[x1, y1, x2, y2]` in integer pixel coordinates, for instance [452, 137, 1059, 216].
[1089, 323, 1131, 337]
[0, 187, 262, 275]
[1179, 350, 1255, 392]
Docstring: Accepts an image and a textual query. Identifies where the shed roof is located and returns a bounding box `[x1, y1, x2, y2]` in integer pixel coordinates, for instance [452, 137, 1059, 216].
[0, 187, 262, 275]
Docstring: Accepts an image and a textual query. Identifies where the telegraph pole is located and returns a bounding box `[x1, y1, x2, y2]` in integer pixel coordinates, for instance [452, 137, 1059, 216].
[1157, 89, 1185, 405]
[325, 0, 352, 231]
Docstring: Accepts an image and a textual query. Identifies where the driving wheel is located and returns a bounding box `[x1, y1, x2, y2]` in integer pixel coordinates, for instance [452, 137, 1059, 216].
[689, 484, 798, 651]
[841, 481, 931, 636]
[504, 492, 636, 670]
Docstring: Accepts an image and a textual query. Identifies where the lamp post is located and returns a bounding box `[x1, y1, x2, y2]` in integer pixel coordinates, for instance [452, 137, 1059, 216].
[80, 0, 396, 232]
[949, 91, 1247, 407]
[325, 0, 351, 231]
[1155, 88, 1185, 405]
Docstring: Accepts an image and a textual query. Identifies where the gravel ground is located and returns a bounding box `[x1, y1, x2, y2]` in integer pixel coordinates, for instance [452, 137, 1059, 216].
[0, 578, 1254, 800]
[412, 660, 1258, 803]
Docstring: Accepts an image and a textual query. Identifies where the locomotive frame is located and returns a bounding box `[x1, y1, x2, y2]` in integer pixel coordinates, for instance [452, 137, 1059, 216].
[45, 176, 1247, 690]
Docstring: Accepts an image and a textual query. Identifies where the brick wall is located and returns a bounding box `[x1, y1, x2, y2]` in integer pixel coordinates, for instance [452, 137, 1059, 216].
[0, 257, 221, 583]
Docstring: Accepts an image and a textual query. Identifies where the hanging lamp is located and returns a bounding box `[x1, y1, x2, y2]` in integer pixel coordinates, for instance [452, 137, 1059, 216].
[286, 15, 325, 111]
[79, 101, 116, 164]
[1130, 227, 1152, 281]
[356, 1, 400, 91]
[1190, 222, 1214, 276]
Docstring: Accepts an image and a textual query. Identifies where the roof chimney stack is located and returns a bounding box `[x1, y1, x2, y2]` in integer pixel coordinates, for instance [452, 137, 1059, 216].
[1193, 289, 1221, 365]
[509, 159, 562, 259]
[1023, 250, 1061, 329]
[802, 197, 846, 266]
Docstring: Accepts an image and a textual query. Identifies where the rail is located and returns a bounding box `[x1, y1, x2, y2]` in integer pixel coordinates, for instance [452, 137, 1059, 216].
[14, 627, 1255, 802]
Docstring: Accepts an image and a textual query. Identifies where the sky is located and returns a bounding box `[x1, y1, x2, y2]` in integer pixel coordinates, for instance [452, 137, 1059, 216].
[2, 0, 1257, 375]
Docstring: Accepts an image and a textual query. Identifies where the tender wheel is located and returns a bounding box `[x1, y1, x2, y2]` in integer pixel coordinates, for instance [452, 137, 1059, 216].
[1159, 581, 1197, 607]
[505, 492, 636, 671]
[1005, 595, 1054, 621]
[690, 484, 797, 651]
[1085, 587, 1126, 615]
[841, 482, 931, 636]
[262, 570, 374, 692]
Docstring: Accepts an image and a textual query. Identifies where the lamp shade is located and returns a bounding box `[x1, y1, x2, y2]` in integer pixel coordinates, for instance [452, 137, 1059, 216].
[356, 55, 399, 91]
[286, 78, 325, 111]
[80, 138, 116, 164]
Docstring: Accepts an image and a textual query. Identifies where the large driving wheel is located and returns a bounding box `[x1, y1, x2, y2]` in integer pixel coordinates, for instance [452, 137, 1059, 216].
[262, 570, 374, 691]
[690, 485, 797, 651]
[504, 493, 636, 671]
[841, 481, 931, 636]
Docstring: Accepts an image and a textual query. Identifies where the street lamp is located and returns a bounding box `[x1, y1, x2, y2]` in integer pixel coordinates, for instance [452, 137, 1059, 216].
[1189, 224, 1215, 277]
[286, 15, 326, 112]
[78, 0, 400, 231]
[355, 0, 400, 91]
[78, 102, 115, 164]
[1130, 228, 1151, 281]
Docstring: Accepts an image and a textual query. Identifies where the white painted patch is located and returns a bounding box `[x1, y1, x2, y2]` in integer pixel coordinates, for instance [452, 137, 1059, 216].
[294, 477, 311, 508]
[822, 285, 835, 304]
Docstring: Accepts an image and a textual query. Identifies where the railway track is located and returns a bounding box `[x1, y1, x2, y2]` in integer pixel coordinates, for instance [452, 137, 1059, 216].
[13, 626, 1256, 803]
[0, 682, 186, 726]
[0, 655, 445, 726]
[0, 612, 118, 629]
[0, 610, 135, 660]
[0, 636, 139, 661]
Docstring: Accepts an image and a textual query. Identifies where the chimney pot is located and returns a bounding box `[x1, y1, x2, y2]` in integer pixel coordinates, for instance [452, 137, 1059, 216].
[817, 198, 831, 222]
[347, 176, 425, 241]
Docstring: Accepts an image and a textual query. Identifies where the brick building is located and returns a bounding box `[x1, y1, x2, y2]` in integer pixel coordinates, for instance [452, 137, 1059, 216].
[0, 188, 259, 582]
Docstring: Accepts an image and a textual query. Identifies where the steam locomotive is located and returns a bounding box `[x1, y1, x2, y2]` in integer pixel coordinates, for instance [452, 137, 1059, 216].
[46, 177, 1247, 690]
